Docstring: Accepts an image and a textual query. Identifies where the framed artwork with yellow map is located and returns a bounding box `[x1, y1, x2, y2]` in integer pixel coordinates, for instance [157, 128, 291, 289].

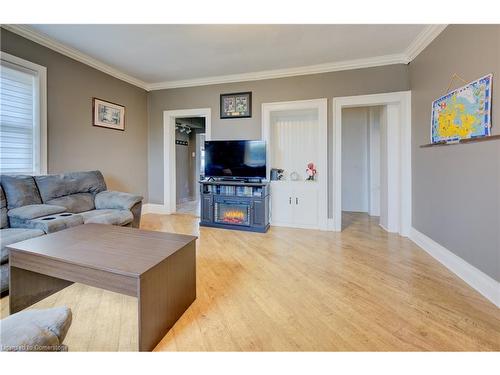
[430, 74, 492, 144]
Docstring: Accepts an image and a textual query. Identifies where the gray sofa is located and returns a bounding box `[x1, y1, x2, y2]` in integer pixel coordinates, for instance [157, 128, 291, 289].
[0, 170, 143, 295]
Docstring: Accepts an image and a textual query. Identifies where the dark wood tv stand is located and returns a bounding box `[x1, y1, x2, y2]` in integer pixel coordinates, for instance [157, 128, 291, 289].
[199, 180, 270, 233]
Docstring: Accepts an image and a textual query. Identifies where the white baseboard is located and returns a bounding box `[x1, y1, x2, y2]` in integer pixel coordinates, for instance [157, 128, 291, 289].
[410, 227, 500, 308]
[327, 218, 336, 231]
[142, 203, 170, 215]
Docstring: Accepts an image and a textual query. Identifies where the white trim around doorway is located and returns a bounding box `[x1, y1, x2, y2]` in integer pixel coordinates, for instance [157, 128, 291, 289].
[163, 108, 212, 214]
[332, 91, 411, 236]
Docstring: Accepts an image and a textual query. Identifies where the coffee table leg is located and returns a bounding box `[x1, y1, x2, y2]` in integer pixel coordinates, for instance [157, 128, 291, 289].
[9, 266, 73, 314]
[137, 242, 196, 351]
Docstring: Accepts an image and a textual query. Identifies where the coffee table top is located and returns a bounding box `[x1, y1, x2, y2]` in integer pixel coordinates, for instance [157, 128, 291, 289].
[7, 224, 197, 277]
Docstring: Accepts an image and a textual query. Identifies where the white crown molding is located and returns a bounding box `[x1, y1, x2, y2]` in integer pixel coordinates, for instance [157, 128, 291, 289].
[404, 24, 448, 63]
[146, 53, 408, 90]
[3, 24, 448, 92]
[410, 227, 500, 308]
[2, 24, 149, 90]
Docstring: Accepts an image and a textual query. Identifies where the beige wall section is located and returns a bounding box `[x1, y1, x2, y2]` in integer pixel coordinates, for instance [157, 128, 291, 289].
[1, 29, 149, 199]
[410, 25, 500, 281]
[148, 64, 410, 208]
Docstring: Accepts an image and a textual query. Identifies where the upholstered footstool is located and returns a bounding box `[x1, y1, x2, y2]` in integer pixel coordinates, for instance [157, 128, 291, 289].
[0, 307, 72, 351]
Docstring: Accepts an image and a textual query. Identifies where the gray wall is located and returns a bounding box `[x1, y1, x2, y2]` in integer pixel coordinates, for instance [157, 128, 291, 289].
[409, 25, 500, 281]
[1, 28, 149, 199]
[148, 64, 410, 210]
[342, 107, 369, 212]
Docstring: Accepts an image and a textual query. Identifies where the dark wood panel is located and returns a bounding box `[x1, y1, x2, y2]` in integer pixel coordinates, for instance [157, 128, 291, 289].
[7, 224, 197, 277]
[420, 134, 500, 148]
[10, 250, 137, 297]
[9, 266, 73, 313]
[138, 242, 196, 351]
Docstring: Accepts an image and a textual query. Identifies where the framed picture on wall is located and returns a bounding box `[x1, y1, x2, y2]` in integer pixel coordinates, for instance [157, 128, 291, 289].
[220, 92, 252, 119]
[92, 97, 125, 131]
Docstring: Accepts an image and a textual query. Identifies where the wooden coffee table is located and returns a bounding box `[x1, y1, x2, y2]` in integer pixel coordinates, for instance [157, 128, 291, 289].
[7, 223, 197, 351]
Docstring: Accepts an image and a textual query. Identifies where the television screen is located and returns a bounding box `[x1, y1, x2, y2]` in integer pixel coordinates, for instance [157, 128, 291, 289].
[205, 140, 266, 179]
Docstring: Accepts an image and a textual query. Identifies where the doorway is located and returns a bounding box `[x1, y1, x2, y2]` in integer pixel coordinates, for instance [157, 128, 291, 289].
[341, 106, 382, 229]
[163, 108, 212, 215]
[333, 92, 411, 236]
[174, 117, 206, 216]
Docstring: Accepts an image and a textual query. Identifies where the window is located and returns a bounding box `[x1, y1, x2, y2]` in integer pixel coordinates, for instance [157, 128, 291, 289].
[0, 52, 46, 175]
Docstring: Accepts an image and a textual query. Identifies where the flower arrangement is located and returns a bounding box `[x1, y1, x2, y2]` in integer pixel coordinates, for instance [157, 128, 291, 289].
[306, 162, 317, 181]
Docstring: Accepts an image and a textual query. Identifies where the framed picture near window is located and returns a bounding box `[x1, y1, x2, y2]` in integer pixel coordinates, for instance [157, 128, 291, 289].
[220, 92, 252, 119]
[92, 97, 125, 131]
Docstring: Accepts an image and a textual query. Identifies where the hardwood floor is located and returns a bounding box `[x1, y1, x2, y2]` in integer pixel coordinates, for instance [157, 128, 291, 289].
[1, 212, 499, 351]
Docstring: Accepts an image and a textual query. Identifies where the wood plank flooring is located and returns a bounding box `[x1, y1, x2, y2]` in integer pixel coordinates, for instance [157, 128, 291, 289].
[1, 212, 499, 351]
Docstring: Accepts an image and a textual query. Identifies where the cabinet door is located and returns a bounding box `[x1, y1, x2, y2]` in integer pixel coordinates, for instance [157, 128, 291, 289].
[270, 183, 293, 226]
[292, 184, 319, 228]
[201, 195, 212, 222]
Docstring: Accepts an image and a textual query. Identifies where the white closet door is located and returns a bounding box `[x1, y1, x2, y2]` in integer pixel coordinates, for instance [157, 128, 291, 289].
[292, 183, 319, 228]
[270, 182, 293, 226]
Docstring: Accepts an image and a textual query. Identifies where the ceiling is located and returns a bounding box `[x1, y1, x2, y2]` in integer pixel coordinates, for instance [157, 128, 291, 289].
[9, 24, 446, 90]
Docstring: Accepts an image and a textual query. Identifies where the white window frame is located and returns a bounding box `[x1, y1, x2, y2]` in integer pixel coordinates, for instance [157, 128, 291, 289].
[1, 52, 47, 175]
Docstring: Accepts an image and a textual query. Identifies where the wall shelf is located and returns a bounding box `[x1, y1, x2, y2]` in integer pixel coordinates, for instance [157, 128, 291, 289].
[420, 134, 500, 148]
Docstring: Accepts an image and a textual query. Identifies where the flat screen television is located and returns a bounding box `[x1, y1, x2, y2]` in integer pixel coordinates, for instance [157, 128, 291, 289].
[204, 140, 266, 180]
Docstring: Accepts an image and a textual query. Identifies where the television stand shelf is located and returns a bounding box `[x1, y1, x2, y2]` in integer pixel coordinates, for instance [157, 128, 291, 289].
[199, 180, 270, 233]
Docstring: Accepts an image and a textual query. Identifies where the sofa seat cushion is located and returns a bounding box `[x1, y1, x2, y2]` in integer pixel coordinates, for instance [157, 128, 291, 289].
[80, 209, 133, 226]
[46, 193, 95, 213]
[16, 213, 84, 234]
[8, 204, 66, 221]
[0, 228, 45, 264]
[0, 175, 42, 209]
[0, 307, 72, 351]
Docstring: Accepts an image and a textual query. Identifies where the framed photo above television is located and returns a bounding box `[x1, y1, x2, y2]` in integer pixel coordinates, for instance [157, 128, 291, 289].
[92, 97, 125, 131]
[220, 92, 252, 119]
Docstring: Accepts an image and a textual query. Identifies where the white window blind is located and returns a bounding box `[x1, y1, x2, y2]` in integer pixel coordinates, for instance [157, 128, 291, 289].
[0, 56, 44, 175]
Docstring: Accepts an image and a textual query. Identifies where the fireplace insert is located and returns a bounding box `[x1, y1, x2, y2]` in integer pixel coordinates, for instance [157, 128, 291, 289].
[214, 200, 251, 226]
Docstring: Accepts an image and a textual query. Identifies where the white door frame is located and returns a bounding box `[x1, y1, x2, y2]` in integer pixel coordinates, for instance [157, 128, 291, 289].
[332, 91, 411, 236]
[163, 108, 212, 214]
[262, 98, 328, 230]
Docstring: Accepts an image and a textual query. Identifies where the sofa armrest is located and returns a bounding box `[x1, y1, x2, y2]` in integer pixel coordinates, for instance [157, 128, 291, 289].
[7, 204, 66, 221]
[94, 191, 143, 211]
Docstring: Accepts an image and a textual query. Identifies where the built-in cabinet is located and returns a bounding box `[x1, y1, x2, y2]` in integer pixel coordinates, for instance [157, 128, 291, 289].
[270, 181, 319, 229]
[262, 99, 328, 230]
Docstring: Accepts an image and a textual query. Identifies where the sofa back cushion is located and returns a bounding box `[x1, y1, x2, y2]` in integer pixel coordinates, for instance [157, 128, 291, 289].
[34, 171, 107, 203]
[45, 193, 95, 213]
[0, 175, 42, 209]
[0, 185, 7, 228]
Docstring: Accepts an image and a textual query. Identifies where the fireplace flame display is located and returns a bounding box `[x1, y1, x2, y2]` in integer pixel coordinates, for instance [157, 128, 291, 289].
[221, 209, 246, 224]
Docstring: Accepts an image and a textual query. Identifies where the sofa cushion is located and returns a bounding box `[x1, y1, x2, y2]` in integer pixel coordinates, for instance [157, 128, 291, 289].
[14, 213, 84, 234]
[0, 175, 42, 209]
[95, 190, 143, 210]
[0, 228, 45, 264]
[80, 209, 133, 226]
[0, 185, 7, 229]
[34, 171, 106, 203]
[8, 204, 66, 221]
[46, 193, 95, 213]
[0, 307, 72, 351]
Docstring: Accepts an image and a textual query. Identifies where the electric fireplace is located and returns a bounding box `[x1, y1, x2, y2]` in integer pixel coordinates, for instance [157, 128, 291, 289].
[215, 201, 250, 226]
